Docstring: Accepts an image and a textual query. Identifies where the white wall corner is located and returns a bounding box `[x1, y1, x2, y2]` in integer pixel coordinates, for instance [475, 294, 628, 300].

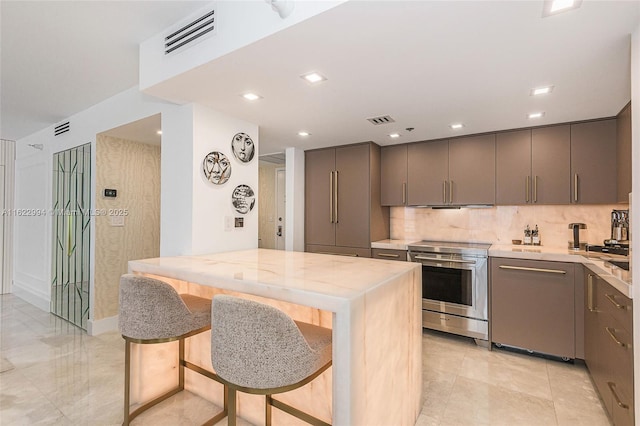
[285, 147, 304, 252]
[87, 315, 119, 336]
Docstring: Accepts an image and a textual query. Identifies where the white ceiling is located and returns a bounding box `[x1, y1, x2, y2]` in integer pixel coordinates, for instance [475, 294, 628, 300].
[2, 1, 639, 156]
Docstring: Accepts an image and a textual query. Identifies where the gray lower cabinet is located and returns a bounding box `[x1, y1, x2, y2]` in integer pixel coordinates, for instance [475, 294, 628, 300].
[305, 142, 389, 257]
[371, 248, 407, 261]
[490, 258, 575, 359]
[584, 269, 634, 426]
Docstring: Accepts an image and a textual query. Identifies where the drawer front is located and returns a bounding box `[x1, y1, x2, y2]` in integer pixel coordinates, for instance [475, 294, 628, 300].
[596, 278, 633, 333]
[306, 244, 371, 258]
[371, 248, 408, 261]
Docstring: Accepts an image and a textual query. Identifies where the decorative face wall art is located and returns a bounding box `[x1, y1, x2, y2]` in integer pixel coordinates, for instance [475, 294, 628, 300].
[232, 184, 255, 214]
[231, 133, 255, 163]
[203, 151, 231, 185]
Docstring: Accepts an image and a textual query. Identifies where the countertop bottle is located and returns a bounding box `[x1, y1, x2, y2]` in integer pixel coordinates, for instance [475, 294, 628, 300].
[532, 225, 540, 245]
[524, 225, 532, 245]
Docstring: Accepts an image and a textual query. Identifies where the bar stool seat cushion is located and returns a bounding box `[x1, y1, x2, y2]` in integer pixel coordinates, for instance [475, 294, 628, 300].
[211, 295, 332, 390]
[119, 274, 212, 341]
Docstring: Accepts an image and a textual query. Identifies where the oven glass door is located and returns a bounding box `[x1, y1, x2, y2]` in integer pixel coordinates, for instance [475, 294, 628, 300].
[422, 265, 473, 307]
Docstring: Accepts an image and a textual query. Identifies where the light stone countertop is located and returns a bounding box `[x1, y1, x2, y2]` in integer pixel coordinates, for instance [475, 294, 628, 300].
[371, 239, 632, 298]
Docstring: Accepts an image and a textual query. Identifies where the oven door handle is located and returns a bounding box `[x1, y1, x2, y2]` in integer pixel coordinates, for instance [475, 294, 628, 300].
[414, 255, 477, 265]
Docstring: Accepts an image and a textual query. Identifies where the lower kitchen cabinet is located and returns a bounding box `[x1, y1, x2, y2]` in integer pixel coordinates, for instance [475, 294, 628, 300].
[584, 269, 634, 426]
[371, 248, 408, 261]
[490, 258, 575, 359]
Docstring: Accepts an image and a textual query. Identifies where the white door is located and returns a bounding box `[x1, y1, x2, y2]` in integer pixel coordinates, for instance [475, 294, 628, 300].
[275, 168, 286, 250]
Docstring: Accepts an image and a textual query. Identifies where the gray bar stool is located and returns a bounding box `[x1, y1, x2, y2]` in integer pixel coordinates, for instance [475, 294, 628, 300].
[118, 274, 227, 425]
[211, 295, 332, 426]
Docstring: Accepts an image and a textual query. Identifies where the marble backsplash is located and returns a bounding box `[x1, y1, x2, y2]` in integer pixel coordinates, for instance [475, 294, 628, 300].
[390, 204, 629, 249]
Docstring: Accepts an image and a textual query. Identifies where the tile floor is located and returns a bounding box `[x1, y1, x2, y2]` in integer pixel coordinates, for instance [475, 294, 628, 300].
[1, 294, 610, 425]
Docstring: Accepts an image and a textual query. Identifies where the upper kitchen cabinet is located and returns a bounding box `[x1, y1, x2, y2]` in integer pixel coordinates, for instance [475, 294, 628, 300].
[406, 136, 495, 206]
[380, 144, 408, 206]
[497, 127, 571, 205]
[449, 134, 496, 205]
[305, 142, 389, 257]
[617, 103, 632, 203]
[407, 139, 449, 205]
[571, 119, 617, 204]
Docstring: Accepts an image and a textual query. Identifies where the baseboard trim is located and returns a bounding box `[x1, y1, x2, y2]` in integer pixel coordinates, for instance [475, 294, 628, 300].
[12, 284, 49, 312]
[87, 315, 119, 336]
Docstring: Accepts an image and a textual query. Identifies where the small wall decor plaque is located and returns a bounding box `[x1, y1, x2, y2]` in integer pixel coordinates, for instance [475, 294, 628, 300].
[232, 184, 255, 214]
[203, 151, 231, 185]
[231, 132, 255, 163]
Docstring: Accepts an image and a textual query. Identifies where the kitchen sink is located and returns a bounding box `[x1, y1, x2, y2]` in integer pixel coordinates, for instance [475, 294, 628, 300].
[606, 260, 630, 271]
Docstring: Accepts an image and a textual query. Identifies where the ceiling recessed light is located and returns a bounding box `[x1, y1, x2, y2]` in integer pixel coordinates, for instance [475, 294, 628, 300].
[156, 130, 162, 135]
[450, 123, 464, 130]
[298, 131, 311, 137]
[242, 93, 262, 101]
[301, 72, 327, 84]
[531, 86, 554, 96]
[528, 112, 545, 119]
[389, 133, 401, 138]
[542, 0, 582, 16]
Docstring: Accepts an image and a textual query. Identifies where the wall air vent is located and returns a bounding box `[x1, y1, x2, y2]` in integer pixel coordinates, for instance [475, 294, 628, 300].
[54, 122, 70, 136]
[165, 9, 216, 55]
[367, 115, 395, 125]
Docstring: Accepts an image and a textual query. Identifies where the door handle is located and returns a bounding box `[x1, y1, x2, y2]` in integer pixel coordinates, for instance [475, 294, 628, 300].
[415, 256, 476, 264]
[587, 274, 597, 312]
[607, 382, 630, 409]
[498, 265, 566, 274]
[277, 225, 282, 237]
[574, 173, 579, 203]
[525, 176, 530, 203]
[377, 253, 400, 258]
[449, 180, 453, 204]
[533, 176, 538, 203]
[443, 180, 447, 204]
[604, 294, 627, 310]
[605, 327, 629, 348]
[334, 170, 339, 223]
[329, 171, 334, 223]
[402, 182, 407, 205]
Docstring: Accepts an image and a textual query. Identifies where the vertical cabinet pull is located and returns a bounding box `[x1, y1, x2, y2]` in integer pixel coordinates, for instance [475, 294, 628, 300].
[329, 172, 334, 223]
[574, 173, 579, 202]
[402, 182, 406, 205]
[525, 176, 530, 203]
[334, 170, 339, 223]
[449, 181, 453, 204]
[608, 382, 630, 409]
[587, 274, 597, 312]
[442, 180, 447, 204]
[533, 176, 538, 203]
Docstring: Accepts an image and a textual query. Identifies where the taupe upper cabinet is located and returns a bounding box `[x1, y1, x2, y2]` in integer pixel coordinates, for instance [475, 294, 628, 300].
[449, 134, 495, 205]
[496, 125, 571, 205]
[617, 103, 632, 203]
[305, 142, 389, 256]
[380, 144, 407, 206]
[407, 140, 449, 205]
[406, 136, 495, 206]
[571, 119, 617, 204]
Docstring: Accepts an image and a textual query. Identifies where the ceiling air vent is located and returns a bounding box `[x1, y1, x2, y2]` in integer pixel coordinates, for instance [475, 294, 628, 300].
[54, 122, 70, 136]
[367, 115, 395, 125]
[165, 9, 216, 55]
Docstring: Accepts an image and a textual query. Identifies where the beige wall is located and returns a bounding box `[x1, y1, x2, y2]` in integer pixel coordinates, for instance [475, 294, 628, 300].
[258, 161, 284, 249]
[95, 135, 160, 320]
[391, 204, 628, 249]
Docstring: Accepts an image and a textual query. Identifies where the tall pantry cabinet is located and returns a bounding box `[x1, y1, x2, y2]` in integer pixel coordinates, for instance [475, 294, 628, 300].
[305, 142, 389, 257]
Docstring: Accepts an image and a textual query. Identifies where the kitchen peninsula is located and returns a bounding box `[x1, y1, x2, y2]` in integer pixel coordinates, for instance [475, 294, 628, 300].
[127, 249, 422, 426]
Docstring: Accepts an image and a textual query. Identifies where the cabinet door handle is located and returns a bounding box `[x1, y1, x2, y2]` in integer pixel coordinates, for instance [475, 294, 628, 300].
[443, 180, 447, 204]
[533, 176, 538, 203]
[329, 172, 334, 223]
[334, 171, 339, 223]
[604, 294, 627, 310]
[377, 253, 400, 258]
[574, 173, 579, 203]
[449, 180, 453, 204]
[498, 265, 566, 274]
[605, 327, 629, 348]
[607, 382, 630, 409]
[317, 251, 359, 257]
[587, 274, 597, 312]
[402, 182, 407, 205]
[525, 176, 530, 203]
